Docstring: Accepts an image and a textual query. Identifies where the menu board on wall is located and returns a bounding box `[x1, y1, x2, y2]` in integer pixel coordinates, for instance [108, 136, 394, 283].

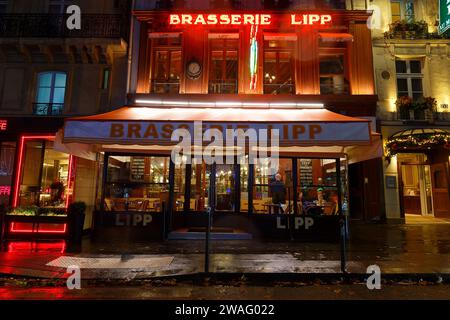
[299, 159, 313, 186]
[130, 157, 145, 181]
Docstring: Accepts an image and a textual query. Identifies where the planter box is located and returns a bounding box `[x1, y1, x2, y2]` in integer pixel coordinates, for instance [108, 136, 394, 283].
[4, 214, 68, 239]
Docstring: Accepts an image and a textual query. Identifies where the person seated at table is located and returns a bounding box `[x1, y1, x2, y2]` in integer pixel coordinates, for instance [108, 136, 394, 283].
[270, 173, 286, 214]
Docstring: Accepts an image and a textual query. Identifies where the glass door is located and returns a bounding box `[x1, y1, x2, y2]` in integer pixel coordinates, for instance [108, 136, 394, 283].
[188, 162, 237, 213]
[399, 153, 434, 217]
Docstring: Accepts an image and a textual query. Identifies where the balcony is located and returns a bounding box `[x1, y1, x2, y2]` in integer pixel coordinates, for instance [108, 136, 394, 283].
[0, 14, 129, 39]
[33, 103, 64, 116]
[385, 110, 450, 123]
[384, 20, 449, 40]
[208, 80, 238, 94]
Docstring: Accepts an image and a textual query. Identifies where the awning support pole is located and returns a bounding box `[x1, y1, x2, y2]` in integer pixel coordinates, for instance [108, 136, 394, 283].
[336, 158, 347, 274]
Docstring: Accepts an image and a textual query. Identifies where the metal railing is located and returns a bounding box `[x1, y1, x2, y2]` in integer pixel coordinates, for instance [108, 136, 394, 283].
[33, 103, 64, 116]
[151, 81, 180, 94]
[320, 82, 350, 95]
[386, 110, 450, 122]
[208, 80, 238, 94]
[263, 83, 295, 95]
[0, 14, 129, 39]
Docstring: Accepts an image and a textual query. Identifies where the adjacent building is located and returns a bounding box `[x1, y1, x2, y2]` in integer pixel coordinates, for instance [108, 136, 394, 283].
[370, 0, 450, 222]
[0, 0, 130, 230]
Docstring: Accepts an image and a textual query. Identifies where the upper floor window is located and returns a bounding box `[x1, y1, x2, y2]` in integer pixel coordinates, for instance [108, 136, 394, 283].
[319, 54, 349, 95]
[391, 0, 415, 23]
[319, 34, 351, 96]
[0, 0, 8, 14]
[34, 72, 67, 116]
[263, 36, 296, 94]
[150, 35, 182, 94]
[208, 36, 238, 94]
[396, 59, 423, 101]
[49, 0, 70, 14]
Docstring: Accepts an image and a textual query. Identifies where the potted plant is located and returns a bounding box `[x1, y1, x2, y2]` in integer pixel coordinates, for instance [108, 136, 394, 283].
[395, 96, 413, 120]
[413, 97, 437, 120]
[67, 201, 86, 245]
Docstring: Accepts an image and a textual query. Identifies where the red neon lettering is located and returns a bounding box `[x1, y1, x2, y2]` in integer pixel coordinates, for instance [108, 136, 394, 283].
[169, 14, 180, 25]
[168, 14, 273, 25]
[243, 14, 255, 25]
[194, 14, 207, 25]
[309, 14, 320, 24]
[181, 14, 193, 24]
[321, 15, 332, 24]
[291, 14, 333, 25]
[219, 14, 230, 25]
[207, 14, 218, 24]
[231, 14, 241, 25]
[0, 186, 10, 196]
[260, 14, 271, 25]
[0, 120, 6, 131]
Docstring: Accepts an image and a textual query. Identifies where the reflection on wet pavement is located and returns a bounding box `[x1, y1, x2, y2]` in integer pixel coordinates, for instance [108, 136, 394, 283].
[1, 223, 450, 276]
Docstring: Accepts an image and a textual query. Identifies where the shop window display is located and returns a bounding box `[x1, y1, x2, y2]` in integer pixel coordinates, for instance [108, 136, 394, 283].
[105, 156, 174, 212]
[17, 140, 70, 208]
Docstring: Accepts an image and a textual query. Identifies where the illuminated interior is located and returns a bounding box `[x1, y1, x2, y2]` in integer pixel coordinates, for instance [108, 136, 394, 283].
[15, 137, 71, 209]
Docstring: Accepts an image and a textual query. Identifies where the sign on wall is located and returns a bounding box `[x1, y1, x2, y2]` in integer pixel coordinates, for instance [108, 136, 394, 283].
[63, 120, 371, 147]
[439, 0, 450, 34]
[0, 120, 7, 131]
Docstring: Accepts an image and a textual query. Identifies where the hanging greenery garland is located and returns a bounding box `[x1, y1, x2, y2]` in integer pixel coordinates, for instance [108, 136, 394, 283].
[385, 131, 450, 159]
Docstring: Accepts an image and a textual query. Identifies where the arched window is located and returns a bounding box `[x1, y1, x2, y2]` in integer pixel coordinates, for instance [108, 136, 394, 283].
[34, 72, 67, 115]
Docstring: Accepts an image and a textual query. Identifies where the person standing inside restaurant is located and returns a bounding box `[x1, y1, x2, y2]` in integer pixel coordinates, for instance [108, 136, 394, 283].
[270, 173, 286, 213]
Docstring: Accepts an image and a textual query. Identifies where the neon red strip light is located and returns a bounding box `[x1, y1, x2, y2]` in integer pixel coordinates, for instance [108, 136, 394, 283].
[12, 135, 55, 208]
[10, 222, 67, 234]
[65, 155, 75, 208]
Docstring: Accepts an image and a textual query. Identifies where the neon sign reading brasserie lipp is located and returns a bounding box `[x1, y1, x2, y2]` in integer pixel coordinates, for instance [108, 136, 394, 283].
[169, 14, 332, 26]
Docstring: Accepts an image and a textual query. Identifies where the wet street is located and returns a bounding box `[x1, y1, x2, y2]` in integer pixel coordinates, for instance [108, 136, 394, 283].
[1, 221, 450, 299]
[2, 283, 450, 300]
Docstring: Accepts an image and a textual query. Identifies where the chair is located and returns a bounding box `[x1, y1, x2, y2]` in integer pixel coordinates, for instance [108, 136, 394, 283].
[305, 205, 324, 216]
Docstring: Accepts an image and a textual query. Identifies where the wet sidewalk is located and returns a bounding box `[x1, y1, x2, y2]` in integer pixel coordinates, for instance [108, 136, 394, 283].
[1, 222, 450, 279]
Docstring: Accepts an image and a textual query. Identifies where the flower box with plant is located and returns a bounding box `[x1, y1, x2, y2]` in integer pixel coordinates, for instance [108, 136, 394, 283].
[412, 97, 437, 120]
[385, 20, 429, 39]
[396, 96, 413, 119]
[7, 206, 67, 217]
[4, 206, 69, 239]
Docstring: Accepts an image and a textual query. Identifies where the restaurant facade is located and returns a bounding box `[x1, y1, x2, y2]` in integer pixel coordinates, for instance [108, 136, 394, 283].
[2, 1, 385, 243]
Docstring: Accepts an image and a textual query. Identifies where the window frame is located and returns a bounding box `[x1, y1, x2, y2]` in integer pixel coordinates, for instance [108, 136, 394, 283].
[390, 0, 415, 23]
[395, 59, 424, 101]
[149, 35, 182, 94]
[208, 37, 239, 94]
[34, 71, 67, 115]
[0, 0, 8, 13]
[263, 36, 296, 95]
[318, 47, 350, 95]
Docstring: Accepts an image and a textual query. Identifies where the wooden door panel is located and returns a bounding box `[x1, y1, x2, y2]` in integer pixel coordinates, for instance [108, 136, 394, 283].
[431, 163, 450, 218]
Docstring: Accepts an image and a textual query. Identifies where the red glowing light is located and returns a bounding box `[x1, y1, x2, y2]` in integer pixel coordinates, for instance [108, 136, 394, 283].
[169, 14, 272, 26]
[10, 222, 67, 234]
[168, 13, 333, 26]
[290, 14, 332, 25]
[0, 186, 11, 196]
[0, 120, 7, 131]
[12, 135, 55, 208]
[65, 155, 75, 208]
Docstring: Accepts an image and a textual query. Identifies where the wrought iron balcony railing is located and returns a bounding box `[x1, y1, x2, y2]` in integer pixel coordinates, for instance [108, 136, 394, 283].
[33, 103, 64, 116]
[385, 110, 450, 122]
[208, 80, 238, 94]
[0, 14, 129, 39]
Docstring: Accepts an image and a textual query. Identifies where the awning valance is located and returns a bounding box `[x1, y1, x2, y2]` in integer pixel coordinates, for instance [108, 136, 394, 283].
[63, 106, 373, 148]
[318, 33, 353, 42]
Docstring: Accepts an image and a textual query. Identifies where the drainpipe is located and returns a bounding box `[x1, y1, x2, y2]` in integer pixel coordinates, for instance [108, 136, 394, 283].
[126, 0, 136, 101]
